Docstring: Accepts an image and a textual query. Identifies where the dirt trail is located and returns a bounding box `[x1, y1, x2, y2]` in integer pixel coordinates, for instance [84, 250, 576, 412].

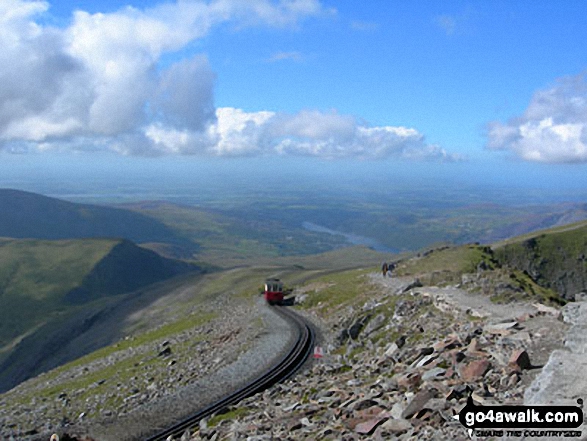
[372, 274, 537, 322]
[371, 274, 579, 412]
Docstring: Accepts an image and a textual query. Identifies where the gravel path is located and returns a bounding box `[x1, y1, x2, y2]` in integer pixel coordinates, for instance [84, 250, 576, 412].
[372, 274, 537, 322]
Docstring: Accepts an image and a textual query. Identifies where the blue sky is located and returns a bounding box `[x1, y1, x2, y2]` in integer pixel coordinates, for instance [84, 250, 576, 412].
[1, 0, 587, 194]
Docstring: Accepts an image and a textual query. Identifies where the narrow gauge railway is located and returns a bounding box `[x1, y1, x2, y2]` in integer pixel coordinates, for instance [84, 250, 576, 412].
[144, 305, 315, 441]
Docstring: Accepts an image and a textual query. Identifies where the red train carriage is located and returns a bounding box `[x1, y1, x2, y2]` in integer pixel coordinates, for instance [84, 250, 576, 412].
[264, 278, 284, 305]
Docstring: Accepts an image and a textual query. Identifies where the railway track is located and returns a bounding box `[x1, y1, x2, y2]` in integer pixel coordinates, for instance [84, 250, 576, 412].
[144, 305, 316, 441]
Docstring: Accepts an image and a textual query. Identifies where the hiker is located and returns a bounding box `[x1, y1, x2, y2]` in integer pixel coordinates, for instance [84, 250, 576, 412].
[387, 261, 396, 277]
[382, 261, 388, 277]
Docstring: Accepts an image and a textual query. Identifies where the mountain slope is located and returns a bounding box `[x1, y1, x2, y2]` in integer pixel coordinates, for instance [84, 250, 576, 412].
[0, 189, 184, 245]
[493, 220, 587, 300]
[0, 238, 196, 356]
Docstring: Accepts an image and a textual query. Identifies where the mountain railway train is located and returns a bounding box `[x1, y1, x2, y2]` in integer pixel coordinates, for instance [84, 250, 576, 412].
[264, 278, 284, 305]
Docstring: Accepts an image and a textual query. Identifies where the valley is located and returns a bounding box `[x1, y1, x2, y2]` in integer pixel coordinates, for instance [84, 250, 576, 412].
[1, 188, 587, 440]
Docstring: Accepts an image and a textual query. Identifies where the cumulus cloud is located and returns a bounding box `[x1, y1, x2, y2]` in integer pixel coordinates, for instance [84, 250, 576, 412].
[486, 73, 587, 163]
[0, 0, 455, 161]
[144, 107, 461, 160]
[0, 0, 328, 147]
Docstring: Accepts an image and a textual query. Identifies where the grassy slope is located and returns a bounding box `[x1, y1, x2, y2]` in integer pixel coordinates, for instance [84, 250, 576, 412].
[492, 221, 587, 299]
[0, 189, 181, 245]
[394, 243, 560, 304]
[0, 238, 119, 350]
[492, 219, 587, 248]
[0, 245, 381, 395]
[0, 238, 195, 353]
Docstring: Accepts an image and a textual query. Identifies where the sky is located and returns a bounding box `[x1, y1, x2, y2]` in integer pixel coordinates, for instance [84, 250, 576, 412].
[1, 0, 587, 196]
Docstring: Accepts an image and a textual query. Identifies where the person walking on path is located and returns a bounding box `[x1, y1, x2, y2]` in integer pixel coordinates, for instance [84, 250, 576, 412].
[382, 262, 388, 277]
[387, 261, 396, 277]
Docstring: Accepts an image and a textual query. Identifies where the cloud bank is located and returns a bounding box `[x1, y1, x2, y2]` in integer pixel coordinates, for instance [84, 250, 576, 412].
[0, 0, 455, 161]
[487, 73, 587, 163]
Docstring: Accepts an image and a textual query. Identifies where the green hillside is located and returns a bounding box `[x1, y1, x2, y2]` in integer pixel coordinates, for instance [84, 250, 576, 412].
[493, 221, 587, 300]
[392, 219, 587, 302]
[0, 189, 186, 247]
[0, 238, 195, 352]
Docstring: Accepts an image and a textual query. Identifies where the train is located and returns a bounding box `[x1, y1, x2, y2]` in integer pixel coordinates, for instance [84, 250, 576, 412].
[264, 278, 284, 305]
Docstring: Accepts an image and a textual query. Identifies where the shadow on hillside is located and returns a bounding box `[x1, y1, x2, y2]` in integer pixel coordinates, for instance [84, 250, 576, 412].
[0, 271, 206, 393]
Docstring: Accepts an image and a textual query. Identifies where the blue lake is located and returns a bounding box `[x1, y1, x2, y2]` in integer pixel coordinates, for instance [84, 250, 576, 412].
[302, 222, 398, 254]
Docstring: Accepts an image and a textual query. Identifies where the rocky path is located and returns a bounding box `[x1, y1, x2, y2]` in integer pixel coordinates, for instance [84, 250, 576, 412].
[372, 274, 537, 321]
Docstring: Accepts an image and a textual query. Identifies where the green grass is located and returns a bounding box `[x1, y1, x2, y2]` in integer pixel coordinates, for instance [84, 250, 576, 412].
[394, 244, 495, 283]
[492, 219, 587, 249]
[0, 238, 118, 301]
[0, 238, 119, 347]
[493, 222, 587, 299]
[54, 310, 216, 373]
[209, 407, 250, 427]
[297, 268, 372, 311]
[487, 269, 562, 305]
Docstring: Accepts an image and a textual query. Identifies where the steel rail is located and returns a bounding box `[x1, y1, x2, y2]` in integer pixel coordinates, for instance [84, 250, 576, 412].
[144, 305, 315, 441]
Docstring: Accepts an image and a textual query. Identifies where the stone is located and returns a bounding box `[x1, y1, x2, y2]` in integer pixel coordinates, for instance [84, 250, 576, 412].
[381, 418, 412, 434]
[419, 347, 434, 356]
[384, 342, 399, 357]
[390, 401, 405, 420]
[396, 372, 421, 390]
[485, 321, 520, 335]
[424, 398, 448, 412]
[509, 349, 531, 370]
[466, 338, 479, 354]
[157, 347, 172, 357]
[415, 354, 437, 368]
[402, 279, 423, 293]
[460, 359, 491, 381]
[533, 303, 561, 317]
[422, 367, 446, 381]
[401, 389, 434, 419]
[433, 335, 461, 352]
[364, 313, 386, 336]
[350, 399, 379, 412]
[355, 417, 387, 435]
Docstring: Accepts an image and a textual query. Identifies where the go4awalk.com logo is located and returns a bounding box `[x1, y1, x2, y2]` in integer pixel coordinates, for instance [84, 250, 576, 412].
[455, 394, 584, 438]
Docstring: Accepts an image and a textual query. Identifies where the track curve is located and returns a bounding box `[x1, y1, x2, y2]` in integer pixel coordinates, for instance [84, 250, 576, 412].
[144, 305, 315, 441]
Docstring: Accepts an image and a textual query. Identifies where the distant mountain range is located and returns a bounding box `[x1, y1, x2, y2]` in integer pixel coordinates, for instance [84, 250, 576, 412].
[0, 189, 182, 244]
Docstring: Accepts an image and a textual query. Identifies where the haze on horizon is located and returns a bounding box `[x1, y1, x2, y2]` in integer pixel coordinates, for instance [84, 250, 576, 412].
[0, 0, 587, 199]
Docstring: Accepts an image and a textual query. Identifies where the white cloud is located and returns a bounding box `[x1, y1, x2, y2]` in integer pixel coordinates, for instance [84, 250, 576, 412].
[141, 107, 459, 160]
[486, 73, 587, 163]
[0, 0, 329, 148]
[0, 0, 456, 162]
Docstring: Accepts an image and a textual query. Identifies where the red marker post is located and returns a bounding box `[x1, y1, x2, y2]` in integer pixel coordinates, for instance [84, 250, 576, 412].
[313, 346, 324, 359]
